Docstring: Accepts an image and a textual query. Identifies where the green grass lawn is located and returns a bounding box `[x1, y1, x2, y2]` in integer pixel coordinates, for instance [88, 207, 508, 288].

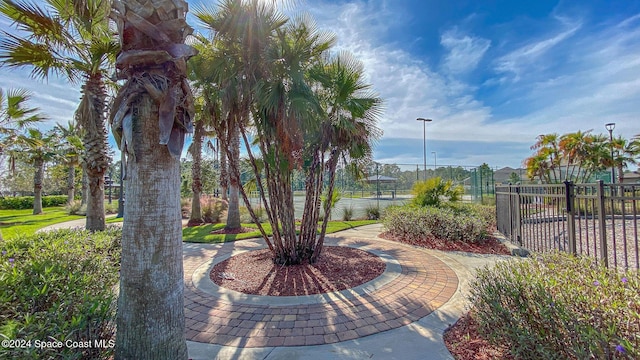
[183, 220, 378, 243]
[0, 207, 84, 239]
[1, 206, 377, 244]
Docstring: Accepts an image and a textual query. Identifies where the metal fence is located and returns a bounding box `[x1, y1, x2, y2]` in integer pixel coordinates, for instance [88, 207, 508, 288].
[496, 181, 640, 271]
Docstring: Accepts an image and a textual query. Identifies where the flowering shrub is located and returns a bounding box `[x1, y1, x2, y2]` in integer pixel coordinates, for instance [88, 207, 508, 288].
[0, 228, 121, 359]
[469, 252, 639, 359]
[382, 204, 490, 243]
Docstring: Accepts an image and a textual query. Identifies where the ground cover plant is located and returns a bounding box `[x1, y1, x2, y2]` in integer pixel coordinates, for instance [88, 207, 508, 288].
[0, 207, 83, 239]
[0, 228, 121, 359]
[465, 252, 639, 359]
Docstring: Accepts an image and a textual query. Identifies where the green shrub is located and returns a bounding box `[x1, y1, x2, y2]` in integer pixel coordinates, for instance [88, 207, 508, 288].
[383, 205, 489, 243]
[104, 201, 118, 215]
[469, 252, 639, 359]
[364, 204, 381, 220]
[444, 202, 496, 228]
[202, 197, 226, 223]
[0, 228, 121, 359]
[411, 177, 463, 207]
[0, 196, 68, 210]
[65, 200, 85, 215]
[239, 205, 266, 224]
[342, 206, 354, 221]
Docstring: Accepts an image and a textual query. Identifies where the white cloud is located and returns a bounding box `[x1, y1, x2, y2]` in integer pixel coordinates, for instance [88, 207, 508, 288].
[440, 27, 490, 75]
[494, 19, 582, 82]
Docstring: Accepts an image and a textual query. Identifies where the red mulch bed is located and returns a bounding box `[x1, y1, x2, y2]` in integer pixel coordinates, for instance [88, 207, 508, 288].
[380, 229, 512, 358]
[210, 246, 386, 296]
[444, 311, 513, 360]
[379, 231, 511, 255]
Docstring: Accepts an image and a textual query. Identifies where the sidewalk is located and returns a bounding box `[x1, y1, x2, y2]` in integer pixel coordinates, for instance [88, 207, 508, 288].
[40, 221, 511, 359]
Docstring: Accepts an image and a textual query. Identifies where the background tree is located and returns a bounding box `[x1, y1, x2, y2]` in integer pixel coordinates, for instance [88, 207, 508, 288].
[524, 131, 638, 184]
[0, 87, 44, 156]
[7, 128, 59, 214]
[610, 136, 639, 183]
[110, 0, 195, 357]
[52, 121, 83, 204]
[0, 0, 117, 231]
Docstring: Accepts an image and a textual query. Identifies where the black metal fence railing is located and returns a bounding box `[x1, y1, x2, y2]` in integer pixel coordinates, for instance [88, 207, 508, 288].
[496, 181, 640, 271]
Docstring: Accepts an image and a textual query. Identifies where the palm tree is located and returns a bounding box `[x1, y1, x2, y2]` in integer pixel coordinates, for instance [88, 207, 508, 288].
[0, 0, 117, 231]
[0, 87, 44, 240]
[53, 121, 83, 204]
[531, 133, 561, 183]
[110, 0, 195, 358]
[0, 87, 44, 156]
[300, 52, 383, 262]
[7, 128, 59, 214]
[610, 136, 639, 183]
[187, 35, 234, 225]
[192, 3, 267, 231]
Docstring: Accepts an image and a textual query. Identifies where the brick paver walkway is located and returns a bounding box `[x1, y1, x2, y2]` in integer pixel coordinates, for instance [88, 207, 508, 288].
[182, 233, 458, 348]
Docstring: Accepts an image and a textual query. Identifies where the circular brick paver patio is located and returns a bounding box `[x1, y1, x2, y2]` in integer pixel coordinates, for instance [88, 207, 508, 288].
[182, 235, 458, 348]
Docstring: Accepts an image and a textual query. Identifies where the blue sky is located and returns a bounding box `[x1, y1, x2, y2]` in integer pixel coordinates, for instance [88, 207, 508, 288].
[1, 0, 640, 170]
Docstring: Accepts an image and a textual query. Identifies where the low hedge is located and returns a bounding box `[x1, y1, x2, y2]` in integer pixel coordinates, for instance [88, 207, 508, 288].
[469, 252, 639, 359]
[0, 228, 121, 359]
[0, 196, 68, 210]
[382, 203, 493, 243]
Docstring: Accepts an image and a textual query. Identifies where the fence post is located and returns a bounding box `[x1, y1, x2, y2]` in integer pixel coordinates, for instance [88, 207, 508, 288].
[514, 185, 521, 245]
[565, 180, 576, 255]
[596, 180, 609, 268]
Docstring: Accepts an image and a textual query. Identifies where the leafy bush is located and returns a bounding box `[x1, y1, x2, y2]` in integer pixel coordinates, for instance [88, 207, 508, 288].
[411, 177, 463, 207]
[239, 206, 266, 224]
[342, 206, 354, 221]
[104, 201, 118, 215]
[444, 202, 497, 228]
[0, 196, 68, 210]
[364, 204, 381, 220]
[202, 197, 226, 223]
[0, 228, 121, 359]
[65, 200, 85, 215]
[383, 205, 489, 243]
[469, 252, 639, 359]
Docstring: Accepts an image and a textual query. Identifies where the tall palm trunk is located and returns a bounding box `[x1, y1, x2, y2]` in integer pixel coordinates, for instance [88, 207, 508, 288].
[190, 120, 203, 223]
[225, 120, 241, 229]
[111, 0, 194, 358]
[220, 143, 229, 201]
[116, 96, 186, 359]
[33, 158, 44, 214]
[77, 73, 110, 231]
[67, 162, 76, 204]
[81, 164, 88, 206]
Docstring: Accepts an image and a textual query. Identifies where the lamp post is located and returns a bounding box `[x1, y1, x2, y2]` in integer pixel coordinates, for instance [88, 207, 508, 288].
[416, 118, 432, 180]
[605, 123, 615, 184]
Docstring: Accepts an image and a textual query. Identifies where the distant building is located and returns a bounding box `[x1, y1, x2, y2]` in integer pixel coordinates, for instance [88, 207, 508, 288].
[494, 167, 527, 184]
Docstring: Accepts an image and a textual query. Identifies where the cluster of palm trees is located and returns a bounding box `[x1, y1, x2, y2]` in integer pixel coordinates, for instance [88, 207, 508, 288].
[0, 88, 85, 215]
[525, 131, 640, 184]
[2, 0, 382, 356]
[189, 1, 383, 265]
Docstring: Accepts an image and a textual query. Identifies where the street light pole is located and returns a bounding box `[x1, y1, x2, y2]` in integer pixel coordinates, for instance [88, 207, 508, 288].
[605, 123, 616, 184]
[416, 118, 432, 180]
